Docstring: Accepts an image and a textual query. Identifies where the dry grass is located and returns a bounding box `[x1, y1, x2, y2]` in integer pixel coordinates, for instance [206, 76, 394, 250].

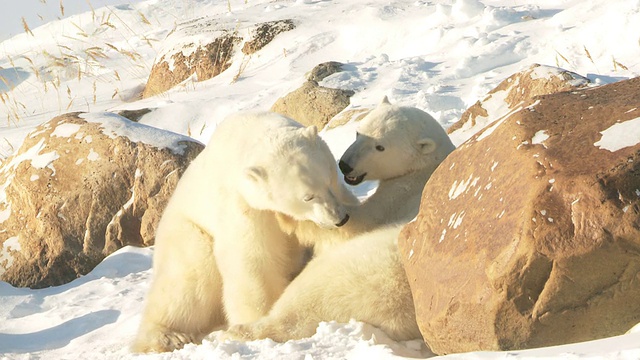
[21, 17, 34, 36]
[612, 56, 629, 71]
[2, 0, 163, 125]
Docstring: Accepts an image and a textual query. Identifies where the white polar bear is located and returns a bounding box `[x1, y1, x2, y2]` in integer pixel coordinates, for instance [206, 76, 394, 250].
[221, 98, 455, 343]
[294, 96, 456, 252]
[132, 112, 358, 353]
[221, 226, 420, 342]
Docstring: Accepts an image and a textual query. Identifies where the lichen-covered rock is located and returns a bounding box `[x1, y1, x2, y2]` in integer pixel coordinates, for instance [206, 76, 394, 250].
[0, 112, 203, 288]
[399, 76, 640, 354]
[448, 64, 590, 146]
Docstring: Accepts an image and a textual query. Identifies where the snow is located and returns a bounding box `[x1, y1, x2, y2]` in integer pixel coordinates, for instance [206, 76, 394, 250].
[79, 112, 200, 155]
[531, 130, 549, 146]
[594, 117, 640, 152]
[1, 0, 640, 359]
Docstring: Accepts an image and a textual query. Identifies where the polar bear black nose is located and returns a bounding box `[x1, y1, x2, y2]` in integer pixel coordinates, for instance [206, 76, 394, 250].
[335, 214, 350, 227]
[338, 160, 353, 174]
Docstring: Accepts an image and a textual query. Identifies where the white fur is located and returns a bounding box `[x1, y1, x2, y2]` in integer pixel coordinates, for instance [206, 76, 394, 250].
[132, 112, 357, 353]
[295, 96, 456, 252]
[221, 226, 421, 342]
[221, 98, 454, 343]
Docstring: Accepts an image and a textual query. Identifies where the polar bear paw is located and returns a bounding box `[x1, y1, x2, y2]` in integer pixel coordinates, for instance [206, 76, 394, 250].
[219, 323, 261, 341]
[132, 327, 200, 353]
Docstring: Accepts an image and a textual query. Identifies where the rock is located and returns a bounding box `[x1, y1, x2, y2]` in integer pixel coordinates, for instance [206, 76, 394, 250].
[399, 76, 640, 354]
[271, 80, 354, 130]
[0, 112, 203, 288]
[242, 19, 295, 55]
[306, 61, 345, 82]
[143, 29, 242, 98]
[117, 108, 152, 122]
[143, 19, 296, 98]
[447, 64, 590, 146]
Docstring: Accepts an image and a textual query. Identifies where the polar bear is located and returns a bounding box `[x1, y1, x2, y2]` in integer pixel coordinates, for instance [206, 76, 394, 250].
[221, 98, 455, 343]
[132, 112, 358, 353]
[294, 96, 456, 252]
[221, 226, 419, 342]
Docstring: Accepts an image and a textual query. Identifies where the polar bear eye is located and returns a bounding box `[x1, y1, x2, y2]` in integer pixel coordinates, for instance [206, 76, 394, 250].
[375, 145, 385, 152]
[303, 194, 315, 202]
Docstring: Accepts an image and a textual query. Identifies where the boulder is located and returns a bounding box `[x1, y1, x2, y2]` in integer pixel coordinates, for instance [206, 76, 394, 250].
[0, 112, 203, 288]
[448, 64, 590, 146]
[271, 62, 354, 130]
[399, 76, 640, 354]
[242, 19, 295, 55]
[305, 61, 345, 82]
[143, 28, 242, 98]
[143, 19, 295, 98]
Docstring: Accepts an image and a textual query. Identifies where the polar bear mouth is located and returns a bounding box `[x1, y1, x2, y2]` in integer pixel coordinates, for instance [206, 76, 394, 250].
[344, 173, 366, 185]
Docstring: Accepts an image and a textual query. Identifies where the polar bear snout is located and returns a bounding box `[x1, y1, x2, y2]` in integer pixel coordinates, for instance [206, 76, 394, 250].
[338, 160, 353, 174]
[339, 160, 367, 185]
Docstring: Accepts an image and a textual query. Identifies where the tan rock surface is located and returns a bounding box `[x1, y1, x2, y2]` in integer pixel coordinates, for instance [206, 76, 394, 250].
[448, 64, 590, 146]
[399, 76, 640, 354]
[0, 112, 203, 288]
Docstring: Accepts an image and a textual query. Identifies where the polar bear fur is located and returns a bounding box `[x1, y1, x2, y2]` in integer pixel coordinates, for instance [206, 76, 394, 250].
[132, 112, 358, 353]
[295, 96, 455, 252]
[221, 98, 455, 343]
[222, 226, 420, 342]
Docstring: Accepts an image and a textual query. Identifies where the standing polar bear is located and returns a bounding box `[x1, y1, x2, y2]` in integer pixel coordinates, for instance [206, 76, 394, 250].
[132, 112, 358, 353]
[222, 97, 455, 342]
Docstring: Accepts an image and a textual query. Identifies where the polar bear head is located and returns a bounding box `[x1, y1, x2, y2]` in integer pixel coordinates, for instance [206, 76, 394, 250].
[240, 124, 357, 229]
[338, 97, 455, 185]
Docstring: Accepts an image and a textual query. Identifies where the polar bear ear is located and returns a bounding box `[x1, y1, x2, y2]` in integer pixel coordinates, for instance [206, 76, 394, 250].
[380, 96, 391, 105]
[244, 166, 268, 183]
[302, 125, 318, 139]
[417, 138, 437, 154]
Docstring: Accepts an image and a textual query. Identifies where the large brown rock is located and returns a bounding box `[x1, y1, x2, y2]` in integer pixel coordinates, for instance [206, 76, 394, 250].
[143, 29, 242, 98]
[448, 64, 589, 146]
[399, 76, 640, 354]
[0, 112, 203, 288]
[143, 19, 295, 98]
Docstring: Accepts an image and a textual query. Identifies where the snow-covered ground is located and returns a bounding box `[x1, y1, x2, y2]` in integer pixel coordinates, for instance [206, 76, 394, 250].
[1, 0, 639, 359]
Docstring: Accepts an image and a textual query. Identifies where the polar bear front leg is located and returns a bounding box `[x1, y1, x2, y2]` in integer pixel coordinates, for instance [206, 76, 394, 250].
[214, 215, 294, 325]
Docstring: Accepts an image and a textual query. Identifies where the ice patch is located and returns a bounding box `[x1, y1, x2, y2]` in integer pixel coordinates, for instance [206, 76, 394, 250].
[594, 117, 640, 152]
[51, 123, 82, 138]
[531, 130, 549, 147]
[87, 149, 100, 161]
[439, 229, 447, 243]
[448, 175, 476, 200]
[452, 211, 465, 229]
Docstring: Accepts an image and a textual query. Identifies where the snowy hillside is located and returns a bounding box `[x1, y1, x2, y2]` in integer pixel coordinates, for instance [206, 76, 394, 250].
[1, 0, 640, 359]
